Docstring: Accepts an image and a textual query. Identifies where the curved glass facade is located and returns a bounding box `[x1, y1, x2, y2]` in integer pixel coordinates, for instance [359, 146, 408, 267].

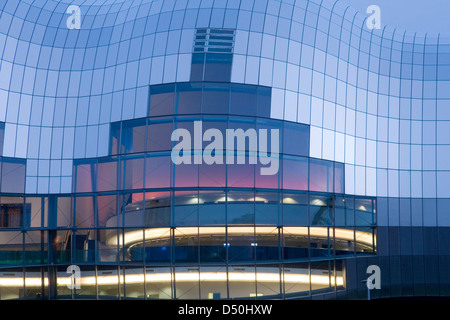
[0, 0, 449, 300]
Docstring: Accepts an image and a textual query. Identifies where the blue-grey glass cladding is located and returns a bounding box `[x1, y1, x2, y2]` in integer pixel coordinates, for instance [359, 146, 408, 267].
[1, 0, 450, 300]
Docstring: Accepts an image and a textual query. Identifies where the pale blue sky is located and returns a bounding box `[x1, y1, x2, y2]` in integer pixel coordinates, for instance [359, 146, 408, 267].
[338, 0, 450, 35]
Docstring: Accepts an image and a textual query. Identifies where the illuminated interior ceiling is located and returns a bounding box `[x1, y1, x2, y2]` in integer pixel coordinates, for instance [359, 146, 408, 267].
[0, 268, 343, 287]
[105, 226, 375, 250]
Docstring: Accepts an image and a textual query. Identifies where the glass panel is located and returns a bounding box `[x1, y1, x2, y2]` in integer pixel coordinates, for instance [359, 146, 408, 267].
[0, 197, 24, 228]
[75, 196, 94, 228]
[43, 198, 48, 228]
[310, 194, 331, 226]
[282, 193, 308, 226]
[282, 157, 308, 190]
[123, 266, 144, 299]
[335, 260, 345, 291]
[283, 122, 310, 156]
[0, 123, 5, 156]
[52, 230, 71, 263]
[56, 266, 72, 299]
[204, 53, 233, 82]
[121, 193, 145, 227]
[199, 162, 226, 187]
[282, 227, 309, 260]
[309, 158, 333, 193]
[175, 163, 198, 188]
[174, 191, 198, 226]
[334, 196, 354, 226]
[309, 227, 331, 258]
[175, 266, 200, 299]
[255, 227, 280, 261]
[75, 162, 95, 193]
[144, 228, 171, 263]
[256, 265, 281, 298]
[355, 198, 375, 226]
[190, 53, 205, 82]
[145, 267, 172, 299]
[198, 191, 226, 225]
[257, 86, 271, 118]
[110, 122, 120, 155]
[122, 158, 145, 190]
[202, 83, 230, 114]
[200, 266, 227, 299]
[283, 262, 310, 297]
[177, 82, 202, 114]
[57, 197, 72, 227]
[355, 226, 375, 254]
[149, 84, 175, 117]
[199, 227, 226, 263]
[310, 260, 333, 293]
[255, 160, 280, 189]
[75, 266, 96, 299]
[334, 162, 344, 194]
[230, 84, 258, 116]
[25, 267, 45, 299]
[147, 121, 173, 152]
[97, 229, 118, 263]
[0, 231, 23, 264]
[73, 229, 95, 263]
[174, 227, 198, 263]
[255, 191, 279, 225]
[227, 161, 255, 188]
[121, 119, 146, 154]
[120, 229, 144, 262]
[227, 191, 255, 225]
[228, 266, 256, 299]
[227, 118, 257, 152]
[27, 197, 42, 228]
[228, 226, 255, 262]
[144, 191, 171, 227]
[97, 195, 117, 228]
[333, 227, 355, 256]
[145, 156, 171, 188]
[256, 119, 281, 188]
[97, 266, 119, 299]
[1, 160, 25, 193]
[24, 231, 44, 265]
[97, 160, 117, 192]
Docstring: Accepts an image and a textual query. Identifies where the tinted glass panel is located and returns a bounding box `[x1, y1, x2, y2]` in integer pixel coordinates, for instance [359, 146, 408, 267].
[309, 159, 333, 193]
[110, 122, 120, 155]
[1, 160, 25, 194]
[177, 82, 202, 114]
[257, 87, 271, 118]
[282, 157, 308, 190]
[190, 53, 205, 82]
[146, 121, 173, 152]
[121, 119, 146, 154]
[122, 157, 145, 190]
[310, 195, 331, 226]
[202, 84, 229, 114]
[149, 84, 175, 117]
[283, 122, 310, 156]
[145, 156, 171, 189]
[282, 193, 308, 226]
[75, 162, 95, 193]
[230, 84, 258, 116]
[204, 53, 232, 82]
[97, 160, 117, 192]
